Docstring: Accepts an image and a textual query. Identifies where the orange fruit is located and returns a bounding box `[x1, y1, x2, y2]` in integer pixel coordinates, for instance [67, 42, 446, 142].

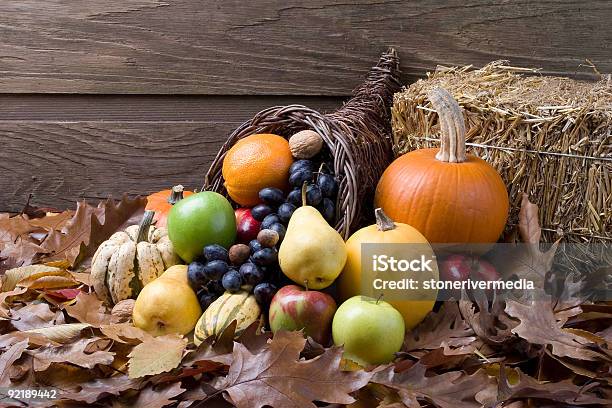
[222, 134, 293, 206]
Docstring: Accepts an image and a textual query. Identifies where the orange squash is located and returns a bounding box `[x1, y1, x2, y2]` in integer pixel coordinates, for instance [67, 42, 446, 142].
[338, 208, 437, 330]
[375, 88, 509, 245]
[145, 185, 194, 228]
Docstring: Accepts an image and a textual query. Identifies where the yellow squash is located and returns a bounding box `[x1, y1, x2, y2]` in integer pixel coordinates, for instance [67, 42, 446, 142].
[194, 291, 261, 345]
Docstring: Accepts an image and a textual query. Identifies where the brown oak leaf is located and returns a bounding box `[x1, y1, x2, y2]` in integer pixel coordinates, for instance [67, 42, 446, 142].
[210, 330, 372, 408]
[498, 366, 610, 405]
[60, 375, 144, 403]
[459, 289, 517, 346]
[29, 337, 115, 371]
[40, 195, 146, 267]
[372, 363, 496, 408]
[505, 299, 609, 361]
[404, 302, 476, 354]
[64, 291, 110, 327]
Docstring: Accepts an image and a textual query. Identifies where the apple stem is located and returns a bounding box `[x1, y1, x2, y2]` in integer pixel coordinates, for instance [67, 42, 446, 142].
[376, 293, 384, 304]
[301, 181, 308, 207]
[303, 280, 309, 291]
[375, 208, 396, 231]
[167, 184, 185, 205]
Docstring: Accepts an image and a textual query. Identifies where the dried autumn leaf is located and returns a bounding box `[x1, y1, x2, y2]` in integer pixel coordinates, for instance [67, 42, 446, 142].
[42, 288, 82, 304]
[459, 289, 516, 346]
[372, 363, 496, 408]
[0, 286, 28, 319]
[100, 323, 153, 345]
[59, 375, 144, 404]
[64, 292, 110, 327]
[498, 366, 610, 405]
[1, 264, 62, 291]
[41, 195, 146, 267]
[404, 302, 476, 354]
[0, 331, 55, 348]
[0, 238, 49, 273]
[10, 303, 56, 331]
[130, 382, 185, 408]
[23, 322, 89, 344]
[0, 340, 29, 386]
[19, 274, 79, 290]
[505, 299, 609, 361]
[211, 330, 372, 408]
[28, 211, 75, 232]
[128, 334, 187, 378]
[29, 337, 114, 371]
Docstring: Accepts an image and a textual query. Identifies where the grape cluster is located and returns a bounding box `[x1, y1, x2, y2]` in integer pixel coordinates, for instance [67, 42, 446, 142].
[188, 159, 339, 311]
[187, 240, 280, 310]
[255, 159, 338, 228]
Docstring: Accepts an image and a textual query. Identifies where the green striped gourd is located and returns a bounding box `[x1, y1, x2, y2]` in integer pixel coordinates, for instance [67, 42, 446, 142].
[194, 291, 261, 345]
[91, 210, 180, 305]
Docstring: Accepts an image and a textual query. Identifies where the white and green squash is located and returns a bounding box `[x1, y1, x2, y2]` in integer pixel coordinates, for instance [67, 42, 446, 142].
[194, 291, 261, 345]
[91, 210, 180, 305]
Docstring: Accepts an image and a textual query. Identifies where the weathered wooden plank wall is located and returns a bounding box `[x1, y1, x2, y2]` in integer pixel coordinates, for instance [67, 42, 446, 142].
[1, 0, 610, 211]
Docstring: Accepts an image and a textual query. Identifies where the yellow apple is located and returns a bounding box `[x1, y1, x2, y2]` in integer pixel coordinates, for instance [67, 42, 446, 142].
[133, 277, 202, 336]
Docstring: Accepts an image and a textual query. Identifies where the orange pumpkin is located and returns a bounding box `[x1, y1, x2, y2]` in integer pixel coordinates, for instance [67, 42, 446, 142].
[146, 185, 194, 228]
[338, 208, 437, 330]
[375, 88, 509, 245]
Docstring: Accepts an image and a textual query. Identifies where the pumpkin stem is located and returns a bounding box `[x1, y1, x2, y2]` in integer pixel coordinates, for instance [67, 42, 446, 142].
[167, 185, 185, 205]
[375, 208, 396, 231]
[136, 210, 155, 243]
[428, 88, 467, 163]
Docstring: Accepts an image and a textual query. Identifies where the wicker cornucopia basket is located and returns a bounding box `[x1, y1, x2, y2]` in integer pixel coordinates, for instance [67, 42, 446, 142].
[204, 49, 401, 238]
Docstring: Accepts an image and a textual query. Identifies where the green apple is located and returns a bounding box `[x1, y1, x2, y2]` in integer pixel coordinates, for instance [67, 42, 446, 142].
[167, 191, 236, 262]
[332, 295, 405, 366]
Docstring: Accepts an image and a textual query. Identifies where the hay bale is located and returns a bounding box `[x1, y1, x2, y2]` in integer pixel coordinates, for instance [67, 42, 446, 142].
[392, 61, 611, 243]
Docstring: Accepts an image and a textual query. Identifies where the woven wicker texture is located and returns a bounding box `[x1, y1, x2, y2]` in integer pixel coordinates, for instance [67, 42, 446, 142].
[392, 62, 611, 243]
[204, 49, 401, 238]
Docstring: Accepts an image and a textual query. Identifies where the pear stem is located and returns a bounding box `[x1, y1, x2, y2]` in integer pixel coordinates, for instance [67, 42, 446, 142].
[376, 293, 384, 305]
[167, 184, 185, 205]
[375, 208, 396, 232]
[301, 181, 308, 207]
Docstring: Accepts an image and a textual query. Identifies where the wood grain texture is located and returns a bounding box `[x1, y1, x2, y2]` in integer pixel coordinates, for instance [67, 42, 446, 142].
[0, 121, 231, 211]
[1, 0, 609, 95]
[0, 95, 342, 211]
[0, 95, 342, 121]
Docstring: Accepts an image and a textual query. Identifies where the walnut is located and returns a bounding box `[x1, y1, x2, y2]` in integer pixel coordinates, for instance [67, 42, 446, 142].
[111, 299, 135, 324]
[289, 130, 323, 159]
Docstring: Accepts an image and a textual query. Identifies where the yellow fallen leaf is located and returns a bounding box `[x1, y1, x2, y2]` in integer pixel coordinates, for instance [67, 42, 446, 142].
[128, 334, 187, 378]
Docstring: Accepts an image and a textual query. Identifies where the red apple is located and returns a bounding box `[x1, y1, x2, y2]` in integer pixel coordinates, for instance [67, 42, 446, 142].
[235, 208, 261, 243]
[440, 254, 499, 282]
[269, 285, 337, 345]
[440, 254, 500, 298]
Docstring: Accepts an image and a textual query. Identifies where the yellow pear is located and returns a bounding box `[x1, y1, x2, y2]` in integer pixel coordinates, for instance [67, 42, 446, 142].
[279, 204, 347, 289]
[133, 277, 202, 336]
[160, 264, 188, 286]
